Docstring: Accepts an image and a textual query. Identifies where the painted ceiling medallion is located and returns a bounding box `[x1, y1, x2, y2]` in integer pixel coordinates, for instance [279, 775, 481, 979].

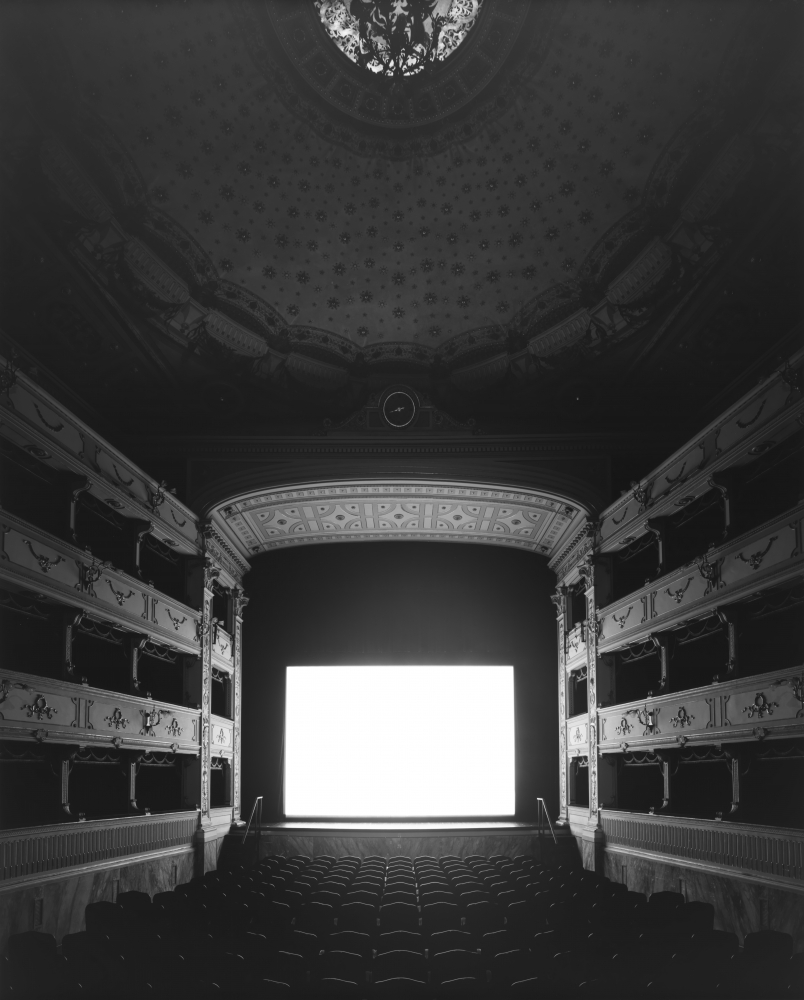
[315, 0, 483, 78]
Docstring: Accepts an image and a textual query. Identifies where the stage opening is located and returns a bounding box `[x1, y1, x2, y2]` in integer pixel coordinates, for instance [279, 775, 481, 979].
[284, 665, 515, 819]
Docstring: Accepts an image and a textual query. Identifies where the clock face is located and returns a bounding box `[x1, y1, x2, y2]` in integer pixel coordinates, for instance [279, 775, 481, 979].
[382, 390, 417, 429]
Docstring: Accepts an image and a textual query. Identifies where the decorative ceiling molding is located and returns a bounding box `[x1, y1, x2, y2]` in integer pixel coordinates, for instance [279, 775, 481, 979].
[208, 478, 588, 560]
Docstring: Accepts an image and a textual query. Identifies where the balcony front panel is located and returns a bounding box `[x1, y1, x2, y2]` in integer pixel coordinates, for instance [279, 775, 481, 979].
[0, 669, 201, 753]
[210, 714, 234, 756]
[598, 665, 803, 752]
[0, 509, 202, 653]
[597, 353, 803, 553]
[597, 504, 804, 651]
[212, 626, 233, 665]
[0, 364, 201, 555]
[567, 715, 589, 756]
[564, 621, 587, 671]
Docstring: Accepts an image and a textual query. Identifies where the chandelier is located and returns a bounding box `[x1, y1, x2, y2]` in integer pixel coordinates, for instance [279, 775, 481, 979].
[315, 0, 484, 78]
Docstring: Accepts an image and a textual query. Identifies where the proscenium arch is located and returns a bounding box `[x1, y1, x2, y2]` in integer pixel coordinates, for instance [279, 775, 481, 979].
[207, 479, 591, 573]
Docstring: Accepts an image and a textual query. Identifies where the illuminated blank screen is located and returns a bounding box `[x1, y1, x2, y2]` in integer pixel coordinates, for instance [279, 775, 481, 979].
[284, 666, 515, 818]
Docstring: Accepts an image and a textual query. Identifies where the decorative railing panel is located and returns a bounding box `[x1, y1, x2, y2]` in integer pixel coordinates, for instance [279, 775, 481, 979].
[596, 350, 803, 553]
[210, 715, 234, 755]
[601, 809, 804, 883]
[598, 665, 803, 752]
[0, 810, 198, 884]
[597, 504, 804, 651]
[212, 625, 233, 664]
[0, 669, 201, 753]
[0, 509, 201, 653]
[564, 621, 587, 670]
[567, 715, 589, 755]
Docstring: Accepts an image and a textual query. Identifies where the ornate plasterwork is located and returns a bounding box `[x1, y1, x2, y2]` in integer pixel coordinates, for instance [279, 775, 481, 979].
[212, 480, 586, 558]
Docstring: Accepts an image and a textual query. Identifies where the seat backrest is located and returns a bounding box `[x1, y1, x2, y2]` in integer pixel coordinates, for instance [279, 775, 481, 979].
[378, 901, 419, 931]
[649, 890, 684, 910]
[464, 899, 503, 933]
[743, 930, 793, 962]
[429, 947, 481, 984]
[492, 948, 531, 986]
[338, 901, 377, 932]
[683, 900, 714, 933]
[328, 930, 372, 958]
[421, 901, 462, 932]
[6, 931, 57, 965]
[372, 976, 429, 995]
[373, 948, 427, 980]
[345, 890, 380, 907]
[117, 890, 152, 913]
[316, 948, 366, 981]
[689, 929, 739, 957]
[85, 900, 126, 935]
[382, 889, 417, 906]
[377, 930, 424, 955]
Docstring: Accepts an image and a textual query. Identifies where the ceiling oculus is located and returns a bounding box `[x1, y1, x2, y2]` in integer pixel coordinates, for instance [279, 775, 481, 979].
[315, 0, 484, 78]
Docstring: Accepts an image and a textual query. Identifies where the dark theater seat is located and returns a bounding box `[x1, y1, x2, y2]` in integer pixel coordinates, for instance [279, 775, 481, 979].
[5, 853, 801, 999]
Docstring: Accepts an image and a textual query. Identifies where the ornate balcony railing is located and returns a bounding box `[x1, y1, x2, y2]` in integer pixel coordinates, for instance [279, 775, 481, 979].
[0, 357, 201, 555]
[0, 668, 201, 753]
[596, 349, 803, 554]
[0, 509, 202, 653]
[596, 502, 804, 652]
[597, 664, 803, 753]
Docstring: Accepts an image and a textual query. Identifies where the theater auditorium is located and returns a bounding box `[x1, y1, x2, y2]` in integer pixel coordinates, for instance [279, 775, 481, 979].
[0, 0, 802, 995]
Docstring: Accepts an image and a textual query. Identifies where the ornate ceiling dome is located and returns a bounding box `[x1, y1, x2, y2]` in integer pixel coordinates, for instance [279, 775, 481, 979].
[238, 0, 547, 160]
[315, 0, 484, 78]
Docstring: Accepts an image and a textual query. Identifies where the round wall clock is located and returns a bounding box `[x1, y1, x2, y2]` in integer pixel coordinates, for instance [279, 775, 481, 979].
[381, 388, 418, 429]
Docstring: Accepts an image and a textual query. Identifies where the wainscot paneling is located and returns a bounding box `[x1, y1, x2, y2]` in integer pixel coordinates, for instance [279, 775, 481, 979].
[604, 847, 804, 951]
[0, 846, 195, 952]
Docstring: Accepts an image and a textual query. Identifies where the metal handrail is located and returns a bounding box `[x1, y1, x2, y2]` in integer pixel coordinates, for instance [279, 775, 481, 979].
[241, 795, 263, 858]
[536, 797, 557, 844]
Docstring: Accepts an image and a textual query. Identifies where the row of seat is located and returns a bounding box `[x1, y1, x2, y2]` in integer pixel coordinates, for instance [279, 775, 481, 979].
[2, 854, 801, 997]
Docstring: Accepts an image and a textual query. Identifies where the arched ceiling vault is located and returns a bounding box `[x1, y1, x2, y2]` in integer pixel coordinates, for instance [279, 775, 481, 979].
[206, 479, 590, 570]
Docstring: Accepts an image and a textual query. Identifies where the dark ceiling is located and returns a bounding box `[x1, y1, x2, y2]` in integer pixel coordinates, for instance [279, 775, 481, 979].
[0, 0, 802, 448]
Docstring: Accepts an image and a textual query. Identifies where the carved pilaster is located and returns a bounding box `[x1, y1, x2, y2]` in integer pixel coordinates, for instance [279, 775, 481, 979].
[554, 586, 570, 823]
[581, 558, 600, 827]
[198, 562, 217, 821]
[231, 587, 248, 821]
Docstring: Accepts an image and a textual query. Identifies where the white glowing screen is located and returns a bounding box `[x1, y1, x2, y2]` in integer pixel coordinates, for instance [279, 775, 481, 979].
[284, 666, 515, 818]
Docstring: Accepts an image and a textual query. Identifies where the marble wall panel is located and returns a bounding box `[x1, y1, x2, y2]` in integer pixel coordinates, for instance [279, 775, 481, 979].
[0, 848, 194, 952]
[604, 849, 804, 951]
